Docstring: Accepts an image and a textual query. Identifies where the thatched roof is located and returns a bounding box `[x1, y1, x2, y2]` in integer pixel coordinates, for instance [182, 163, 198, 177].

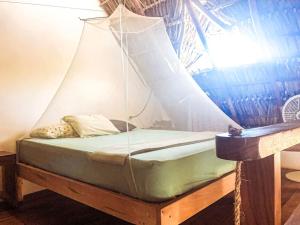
[98, 0, 241, 73]
[99, 0, 300, 128]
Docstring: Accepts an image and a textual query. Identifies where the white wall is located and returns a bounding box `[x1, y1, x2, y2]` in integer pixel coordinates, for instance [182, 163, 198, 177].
[0, 0, 105, 194]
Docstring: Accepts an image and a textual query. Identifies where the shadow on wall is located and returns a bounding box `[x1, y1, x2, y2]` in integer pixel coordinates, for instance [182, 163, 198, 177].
[0, 1, 103, 195]
[0, 132, 25, 152]
[0, 2, 99, 151]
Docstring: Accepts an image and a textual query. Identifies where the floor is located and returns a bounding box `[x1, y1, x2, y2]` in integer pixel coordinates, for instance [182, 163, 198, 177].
[0, 170, 299, 225]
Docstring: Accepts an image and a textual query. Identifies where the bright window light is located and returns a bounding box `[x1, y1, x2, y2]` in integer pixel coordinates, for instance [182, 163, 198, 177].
[208, 31, 270, 68]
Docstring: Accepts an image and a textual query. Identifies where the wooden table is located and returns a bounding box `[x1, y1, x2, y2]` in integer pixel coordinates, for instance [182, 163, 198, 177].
[216, 122, 300, 225]
[0, 151, 17, 207]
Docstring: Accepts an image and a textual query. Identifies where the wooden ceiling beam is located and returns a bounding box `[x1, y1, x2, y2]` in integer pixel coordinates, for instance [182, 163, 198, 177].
[185, 0, 208, 51]
[190, 0, 232, 30]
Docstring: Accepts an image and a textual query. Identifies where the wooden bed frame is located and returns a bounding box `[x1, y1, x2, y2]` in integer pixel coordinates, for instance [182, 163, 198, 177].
[16, 122, 300, 225]
[17, 163, 235, 225]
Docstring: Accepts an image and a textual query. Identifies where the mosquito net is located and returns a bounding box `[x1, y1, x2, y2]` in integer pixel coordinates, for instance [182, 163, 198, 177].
[35, 5, 238, 130]
[24, 4, 239, 201]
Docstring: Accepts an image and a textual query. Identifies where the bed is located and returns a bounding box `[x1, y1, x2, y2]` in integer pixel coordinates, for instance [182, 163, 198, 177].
[16, 123, 300, 225]
[17, 129, 236, 225]
[18, 129, 235, 202]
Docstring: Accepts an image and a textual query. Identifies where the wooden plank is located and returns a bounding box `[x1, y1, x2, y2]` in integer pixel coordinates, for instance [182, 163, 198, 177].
[17, 163, 158, 225]
[0, 151, 18, 207]
[185, 0, 208, 51]
[190, 0, 231, 30]
[16, 177, 24, 202]
[216, 122, 300, 161]
[284, 144, 300, 152]
[0, 151, 16, 157]
[2, 163, 18, 207]
[285, 200, 300, 225]
[0, 152, 17, 165]
[282, 192, 300, 224]
[159, 172, 236, 225]
[239, 154, 281, 225]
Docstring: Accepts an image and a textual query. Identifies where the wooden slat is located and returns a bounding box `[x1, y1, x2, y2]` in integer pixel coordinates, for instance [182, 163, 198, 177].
[18, 163, 158, 225]
[282, 192, 300, 224]
[185, 0, 208, 51]
[284, 144, 300, 152]
[159, 173, 236, 225]
[2, 163, 18, 207]
[240, 154, 281, 225]
[190, 0, 231, 30]
[16, 177, 23, 202]
[216, 122, 300, 161]
[0, 151, 16, 157]
[0, 151, 18, 207]
[285, 205, 300, 225]
[0, 152, 17, 165]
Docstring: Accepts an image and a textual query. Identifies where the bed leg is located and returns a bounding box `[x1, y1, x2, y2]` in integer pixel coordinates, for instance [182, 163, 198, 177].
[136, 209, 179, 225]
[15, 177, 24, 206]
[1, 158, 21, 208]
[240, 153, 281, 225]
[156, 209, 178, 225]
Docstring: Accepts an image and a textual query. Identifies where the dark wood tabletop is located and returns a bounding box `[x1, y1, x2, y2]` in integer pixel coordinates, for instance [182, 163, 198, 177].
[216, 122, 300, 161]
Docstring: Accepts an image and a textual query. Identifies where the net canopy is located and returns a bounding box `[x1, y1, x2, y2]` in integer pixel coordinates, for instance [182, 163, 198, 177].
[28, 4, 240, 201]
[36, 4, 238, 131]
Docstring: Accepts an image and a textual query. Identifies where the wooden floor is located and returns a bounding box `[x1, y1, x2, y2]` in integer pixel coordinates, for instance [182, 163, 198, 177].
[0, 170, 299, 225]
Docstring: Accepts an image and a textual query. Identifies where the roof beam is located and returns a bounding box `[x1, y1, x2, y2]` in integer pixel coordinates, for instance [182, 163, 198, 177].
[185, 0, 208, 51]
[190, 0, 232, 30]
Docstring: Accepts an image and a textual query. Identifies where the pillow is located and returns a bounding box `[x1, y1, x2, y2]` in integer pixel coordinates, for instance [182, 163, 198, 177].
[63, 114, 120, 137]
[110, 120, 136, 132]
[30, 123, 78, 139]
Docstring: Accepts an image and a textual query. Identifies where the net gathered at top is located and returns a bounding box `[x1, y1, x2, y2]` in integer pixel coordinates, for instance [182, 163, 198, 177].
[34, 4, 239, 132]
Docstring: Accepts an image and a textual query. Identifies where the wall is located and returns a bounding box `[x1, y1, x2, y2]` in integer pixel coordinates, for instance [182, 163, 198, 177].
[0, 0, 104, 194]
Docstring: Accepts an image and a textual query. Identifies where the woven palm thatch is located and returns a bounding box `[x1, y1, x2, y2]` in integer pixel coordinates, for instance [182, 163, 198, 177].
[98, 0, 233, 73]
[99, 0, 186, 55]
[99, 0, 300, 128]
[195, 0, 300, 127]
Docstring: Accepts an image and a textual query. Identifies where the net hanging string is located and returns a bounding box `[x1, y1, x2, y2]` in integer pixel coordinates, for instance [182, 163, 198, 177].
[129, 90, 153, 120]
[0, 0, 103, 12]
[100, 0, 166, 13]
[118, 3, 139, 197]
[86, 16, 163, 33]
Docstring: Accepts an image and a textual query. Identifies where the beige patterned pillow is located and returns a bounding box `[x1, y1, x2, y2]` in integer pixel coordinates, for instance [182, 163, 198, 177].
[30, 123, 78, 139]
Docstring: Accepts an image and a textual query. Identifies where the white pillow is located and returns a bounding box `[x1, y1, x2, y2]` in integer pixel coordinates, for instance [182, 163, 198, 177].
[62, 114, 120, 137]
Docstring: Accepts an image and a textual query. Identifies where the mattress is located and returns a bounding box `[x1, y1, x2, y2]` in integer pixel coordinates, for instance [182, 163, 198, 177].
[18, 129, 236, 202]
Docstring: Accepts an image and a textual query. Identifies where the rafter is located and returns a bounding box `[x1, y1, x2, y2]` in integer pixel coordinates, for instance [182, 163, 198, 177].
[185, 0, 208, 51]
[190, 0, 232, 30]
